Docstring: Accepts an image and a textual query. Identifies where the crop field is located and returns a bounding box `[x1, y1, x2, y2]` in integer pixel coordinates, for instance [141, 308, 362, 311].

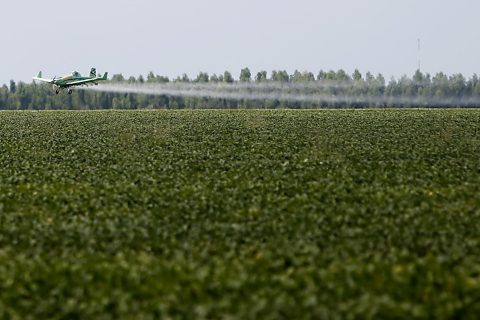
[0, 109, 480, 318]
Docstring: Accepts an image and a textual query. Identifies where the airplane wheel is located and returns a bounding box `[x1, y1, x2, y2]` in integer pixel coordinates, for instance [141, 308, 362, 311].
[55, 90, 59, 95]
[68, 89, 73, 95]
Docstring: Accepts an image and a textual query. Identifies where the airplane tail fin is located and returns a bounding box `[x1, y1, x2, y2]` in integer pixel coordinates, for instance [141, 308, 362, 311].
[90, 68, 97, 77]
[102, 72, 108, 80]
[37, 71, 42, 78]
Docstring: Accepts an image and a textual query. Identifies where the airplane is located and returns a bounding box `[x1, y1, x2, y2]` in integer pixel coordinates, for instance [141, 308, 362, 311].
[33, 68, 108, 94]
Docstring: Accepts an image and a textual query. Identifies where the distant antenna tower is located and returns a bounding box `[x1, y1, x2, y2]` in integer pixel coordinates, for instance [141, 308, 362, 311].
[417, 38, 421, 71]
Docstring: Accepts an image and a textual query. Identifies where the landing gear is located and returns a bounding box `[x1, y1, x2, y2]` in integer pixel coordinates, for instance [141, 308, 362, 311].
[55, 90, 59, 95]
[68, 89, 73, 95]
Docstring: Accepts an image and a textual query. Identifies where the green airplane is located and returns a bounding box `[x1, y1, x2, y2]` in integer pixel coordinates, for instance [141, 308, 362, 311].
[33, 68, 108, 94]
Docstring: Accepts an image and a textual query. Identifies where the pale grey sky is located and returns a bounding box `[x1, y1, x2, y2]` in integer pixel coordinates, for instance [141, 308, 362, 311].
[1, 0, 479, 85]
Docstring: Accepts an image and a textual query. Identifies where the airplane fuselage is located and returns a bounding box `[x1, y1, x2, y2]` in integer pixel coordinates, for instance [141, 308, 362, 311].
[54, 76, 98, 88]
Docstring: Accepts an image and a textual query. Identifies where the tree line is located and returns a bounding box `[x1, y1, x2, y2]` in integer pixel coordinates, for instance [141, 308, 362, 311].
[1, 68, 479, 109]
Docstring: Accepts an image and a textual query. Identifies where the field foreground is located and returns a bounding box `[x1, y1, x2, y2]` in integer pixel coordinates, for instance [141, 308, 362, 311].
[1, 109, 480, 319]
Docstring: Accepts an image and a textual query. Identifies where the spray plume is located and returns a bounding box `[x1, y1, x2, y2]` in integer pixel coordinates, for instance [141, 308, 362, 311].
[80, 81, 480, 108]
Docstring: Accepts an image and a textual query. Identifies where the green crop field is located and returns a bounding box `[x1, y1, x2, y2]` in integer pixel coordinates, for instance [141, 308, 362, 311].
[1, 109, 480, 319]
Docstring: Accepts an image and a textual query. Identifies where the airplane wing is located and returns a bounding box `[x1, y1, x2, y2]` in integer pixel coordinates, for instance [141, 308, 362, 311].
[65, 78, 100, 86]
[32, 71, 54, 84]
[65, 73, 108, 87]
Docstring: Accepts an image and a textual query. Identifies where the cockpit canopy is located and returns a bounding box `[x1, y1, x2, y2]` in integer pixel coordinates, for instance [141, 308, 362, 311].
[71, 71, 80, 77]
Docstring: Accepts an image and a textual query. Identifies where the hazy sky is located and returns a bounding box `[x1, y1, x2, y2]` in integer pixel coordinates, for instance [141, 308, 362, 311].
[1, 0, 479, 85]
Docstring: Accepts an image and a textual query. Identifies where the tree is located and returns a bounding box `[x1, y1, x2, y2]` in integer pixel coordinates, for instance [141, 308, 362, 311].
[156, 75, 170, 83]
[413, 70, 424, 84]
[376, 74, 386, 87]
[175, 74, 190, 82]
[474, 82, 480, 96]
[317, 70, 326, 80]
[9, 80, 16, 93]
[147, 71, 157, 83]
[365, 72, 375, 83]
[0, 85, 8, 109]
[210, 74, 220, 82]
[291, 70, 315, 82]
[336, 69, 350, 81]
[291, 70, 303, 82]
[472, 74, 480, 96]
[223, 71, 234, 83]
[303, 72, 315, 82]
[352, 69, 362, 81]
[195, 72, 209, 83]
[271, 70, 289, 82]
[325, 70, 336, 80]
[449, 73, 466, 97]
[432, 72, 448, 97]
[256, 71, 267, 82]
[472, 74, 479, 87]
[239, 68, 251, 82]
[111, 74, 125, 82]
